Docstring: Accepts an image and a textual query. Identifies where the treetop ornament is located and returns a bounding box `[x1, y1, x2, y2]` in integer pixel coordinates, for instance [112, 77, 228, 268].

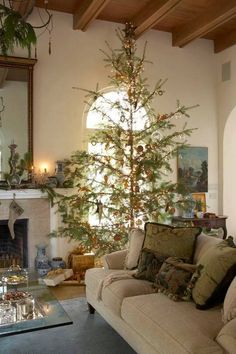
[55, 23, 198, 257]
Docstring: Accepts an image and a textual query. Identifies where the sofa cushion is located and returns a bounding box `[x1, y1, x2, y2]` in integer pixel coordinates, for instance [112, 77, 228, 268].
[192, 237, 236, 309]
[154, 257, 197, 301]
[121, 293, 223, 354]
[222, 276, 236, 323]
[216, 317, 236, 354]
[193, 233, 222, 264]
[103, 249, 128, 269]
[85, 267, 154, 316]
[85, 268, 122, 296]
[102, 278, 154, 316]
[125, 228, 145, 270]
[144, 222, 201, 262]
[134, 248, 167, 282]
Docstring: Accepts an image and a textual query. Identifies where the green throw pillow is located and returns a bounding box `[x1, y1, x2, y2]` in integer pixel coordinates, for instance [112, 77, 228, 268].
[134, 248, 167, 282]
[144, 222, 201, 262]
[153, 257, 197, 301]
[192, 237, 236, 309]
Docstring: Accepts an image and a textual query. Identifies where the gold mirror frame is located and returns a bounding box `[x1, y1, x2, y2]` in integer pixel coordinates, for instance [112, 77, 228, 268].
[0, 55, 37, 179]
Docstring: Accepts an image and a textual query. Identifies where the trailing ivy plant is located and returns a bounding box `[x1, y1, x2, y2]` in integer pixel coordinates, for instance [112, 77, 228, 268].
[0, 4, 36, 57]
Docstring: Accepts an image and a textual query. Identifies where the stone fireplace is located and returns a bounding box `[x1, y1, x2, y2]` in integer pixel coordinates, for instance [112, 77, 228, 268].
[0, 189, 78, 270]
[0, 190, 50, 269]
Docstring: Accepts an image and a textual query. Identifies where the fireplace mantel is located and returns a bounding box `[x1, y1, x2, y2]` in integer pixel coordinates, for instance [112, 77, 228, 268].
[0, 188, 73, 200]
[0, 189, 47, 200]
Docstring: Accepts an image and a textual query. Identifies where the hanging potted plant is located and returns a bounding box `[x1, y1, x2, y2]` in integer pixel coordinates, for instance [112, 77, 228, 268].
[0, 4, 36, 57]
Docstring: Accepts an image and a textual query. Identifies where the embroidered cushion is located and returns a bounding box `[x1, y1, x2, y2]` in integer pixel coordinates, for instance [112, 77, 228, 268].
[134, 248, 167, 282]
[144, 222, 201, 262]
[154, 257, 197, 301]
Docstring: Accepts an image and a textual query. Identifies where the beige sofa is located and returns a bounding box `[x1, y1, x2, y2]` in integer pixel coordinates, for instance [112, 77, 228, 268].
[85, 233, 236, 354]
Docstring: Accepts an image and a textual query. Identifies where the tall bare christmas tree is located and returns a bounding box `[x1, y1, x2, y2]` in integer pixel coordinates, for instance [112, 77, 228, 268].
[54, 23, 196, 256]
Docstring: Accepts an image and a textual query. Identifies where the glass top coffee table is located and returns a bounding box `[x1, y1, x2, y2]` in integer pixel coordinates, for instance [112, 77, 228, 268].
[0, 280, 73, 337]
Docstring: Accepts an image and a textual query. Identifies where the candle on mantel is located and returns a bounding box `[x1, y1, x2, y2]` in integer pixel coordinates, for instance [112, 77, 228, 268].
[39, 163, 50, 175]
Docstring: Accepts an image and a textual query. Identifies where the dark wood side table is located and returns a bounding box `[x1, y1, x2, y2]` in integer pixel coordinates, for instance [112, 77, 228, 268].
[171, 216, 228, 239]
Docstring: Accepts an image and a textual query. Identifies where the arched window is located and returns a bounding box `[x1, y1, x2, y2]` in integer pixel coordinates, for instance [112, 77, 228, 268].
[85, 89, 148, 225]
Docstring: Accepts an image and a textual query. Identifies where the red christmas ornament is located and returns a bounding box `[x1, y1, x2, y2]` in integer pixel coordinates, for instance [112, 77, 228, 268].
[114, 234, 121, 241]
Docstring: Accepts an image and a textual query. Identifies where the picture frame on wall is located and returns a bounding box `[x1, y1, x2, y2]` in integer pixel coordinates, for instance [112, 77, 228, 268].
[177, 146, 208, 193]
[192, 192, 206, 213]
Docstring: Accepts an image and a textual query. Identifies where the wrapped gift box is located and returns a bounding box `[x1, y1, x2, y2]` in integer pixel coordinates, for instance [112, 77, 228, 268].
[43, 268, 73, 287]
[71, 253, 95, 274]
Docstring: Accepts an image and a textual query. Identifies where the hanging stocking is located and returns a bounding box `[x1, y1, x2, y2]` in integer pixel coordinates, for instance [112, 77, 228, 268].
[8, 200, 24, 239]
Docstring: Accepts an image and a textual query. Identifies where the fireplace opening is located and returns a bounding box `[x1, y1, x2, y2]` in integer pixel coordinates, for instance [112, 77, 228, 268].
[0, 219, 28, 269]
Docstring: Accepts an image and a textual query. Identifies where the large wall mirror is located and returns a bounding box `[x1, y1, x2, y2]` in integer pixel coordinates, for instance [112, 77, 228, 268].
[0, 56, 37, 181]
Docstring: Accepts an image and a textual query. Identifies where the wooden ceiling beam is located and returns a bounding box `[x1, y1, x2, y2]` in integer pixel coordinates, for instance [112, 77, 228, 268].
[12, 0, 35, 18]
[214, 29, 236, 53]
[133, 0, 182, 38]
[173, 0, 236, 48]
[73, 0, 111, 31]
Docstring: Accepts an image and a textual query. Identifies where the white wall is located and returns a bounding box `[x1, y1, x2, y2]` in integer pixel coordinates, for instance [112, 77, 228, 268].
[223, 108, 236, 238]
[215, 45, 236, 237]
[16, 10, 218, 212]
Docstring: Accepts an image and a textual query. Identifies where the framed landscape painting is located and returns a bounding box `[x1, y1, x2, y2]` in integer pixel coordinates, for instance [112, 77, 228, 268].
[177, 146, 208, 192]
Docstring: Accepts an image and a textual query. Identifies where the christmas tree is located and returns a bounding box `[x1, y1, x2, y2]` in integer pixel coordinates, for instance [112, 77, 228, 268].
[54, 23, 196, 256]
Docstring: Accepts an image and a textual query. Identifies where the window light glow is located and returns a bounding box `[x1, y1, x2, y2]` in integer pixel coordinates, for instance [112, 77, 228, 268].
[86, 90, 148, 130]
[86, 89, 148, 226]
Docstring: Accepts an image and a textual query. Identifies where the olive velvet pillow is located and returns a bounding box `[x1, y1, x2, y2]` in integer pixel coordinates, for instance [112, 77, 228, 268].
[144, 222, 201, 263]
[192, 237, 236, 309]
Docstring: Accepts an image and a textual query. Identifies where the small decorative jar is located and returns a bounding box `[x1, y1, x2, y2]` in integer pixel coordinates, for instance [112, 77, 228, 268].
[35, 244, 51, 277]
[50, 257, 66, 270]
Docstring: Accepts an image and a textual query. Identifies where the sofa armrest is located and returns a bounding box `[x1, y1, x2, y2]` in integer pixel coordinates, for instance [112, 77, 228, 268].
[216, 318, 236, 354]
[102, 249, 128, 269]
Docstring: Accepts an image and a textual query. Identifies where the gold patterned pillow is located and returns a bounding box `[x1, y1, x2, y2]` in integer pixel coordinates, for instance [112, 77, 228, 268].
[144, 223, 201, 263]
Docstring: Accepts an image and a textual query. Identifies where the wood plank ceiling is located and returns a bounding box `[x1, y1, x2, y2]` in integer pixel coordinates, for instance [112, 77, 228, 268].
[15, 0, 236, 53]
